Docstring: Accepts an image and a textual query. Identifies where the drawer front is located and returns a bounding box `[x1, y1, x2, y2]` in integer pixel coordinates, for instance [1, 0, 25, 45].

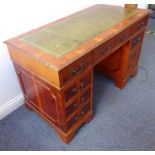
[131, 15, 148, 34]
[93, 39, 113, 64]
[60, 54, 92, 86]
[80, 72, 91, 90]
[113, 27, 132, 48]
[66, 100, 79, 118]
[67, 102, 91, 128]
[93, 27, 131, 64]
[67, 113, 79, 128]
[64, 84, 78, 103]
[63, 69, 92, 103]
[127, 45, 141, 74]
[80, 87, 91, 105]
[131, 31, 144, 49]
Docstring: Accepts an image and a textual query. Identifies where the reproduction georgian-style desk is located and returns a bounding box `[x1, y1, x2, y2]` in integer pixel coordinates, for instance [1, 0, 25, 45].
[5, 5, 150, 143]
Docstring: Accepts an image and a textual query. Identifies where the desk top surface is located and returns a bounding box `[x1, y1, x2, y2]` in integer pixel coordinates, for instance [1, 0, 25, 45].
[5, 5, 150, 71]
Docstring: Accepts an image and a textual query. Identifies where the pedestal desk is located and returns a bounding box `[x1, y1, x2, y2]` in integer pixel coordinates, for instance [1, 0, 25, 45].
[5, 5, 150, 143]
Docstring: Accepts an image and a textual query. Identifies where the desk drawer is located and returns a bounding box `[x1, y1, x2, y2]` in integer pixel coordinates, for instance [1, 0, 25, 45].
[131, 15, 148, 34]
[113, 27, 132, 47]
[127, 45, 141, 74]
[63, 84, 78, 103]
[60, 54, 92, 86]
[66, 100, 79, 118]
[65, 87, 91, 119]
[63, 69, 92, 103]
[80, 87, 91, 105]
[67, 101, 91, 128]
[93, 39, 113, 64]
[93, 27, 131, 64]
[131, 31, 144, 49]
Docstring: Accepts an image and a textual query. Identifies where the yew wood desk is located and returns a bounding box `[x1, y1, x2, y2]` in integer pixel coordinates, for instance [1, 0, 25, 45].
[5, 5, 150, 144]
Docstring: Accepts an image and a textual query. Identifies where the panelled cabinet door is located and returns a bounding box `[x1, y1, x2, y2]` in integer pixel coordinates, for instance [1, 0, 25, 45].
[17, 68, 59, 122]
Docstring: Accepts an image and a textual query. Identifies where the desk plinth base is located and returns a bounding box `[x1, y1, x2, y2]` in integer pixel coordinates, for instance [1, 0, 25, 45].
[25, 101, 94, 144]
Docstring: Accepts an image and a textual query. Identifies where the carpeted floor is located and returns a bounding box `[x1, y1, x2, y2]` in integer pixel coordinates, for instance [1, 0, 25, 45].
[0, 19, 155, 151]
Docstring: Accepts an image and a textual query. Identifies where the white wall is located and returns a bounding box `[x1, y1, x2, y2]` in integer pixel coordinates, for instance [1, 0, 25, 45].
[0, 0, 147, 119]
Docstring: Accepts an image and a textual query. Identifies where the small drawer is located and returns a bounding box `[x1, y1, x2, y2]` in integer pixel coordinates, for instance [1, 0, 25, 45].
[131, 15, 148, 34]
[80, 88, 91, 104]
[80, 72, 91, 90]
[60, 54, 92, 86]
[67, 102, 91, 128]
[80, 102, 91, 118]
[93, 39, 113, 64]
[63, 84, 78, 103]
[128, 45, 141, 65]
[68, 113, 79, 128]
[63, 69, 92, 103]
[131, 31, 144, 49]
[127, 48, 141, 74]
[66, 100, 79, 118]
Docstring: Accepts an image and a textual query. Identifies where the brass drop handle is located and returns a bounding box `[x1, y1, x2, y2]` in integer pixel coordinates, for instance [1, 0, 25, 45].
[137, 37, 141, 43]
[133, 37, 141, 46]
[71, 87, 77, 93]
[71, 64, 84, 76]
[74, 116, 79, 121]
[101, 46, 111, 54]
[79, 64, 84, 71]
[80, 110, 85, 116]
[120, 34, 128, 41]
[71, 69, 77, 75]
[141, 22, 145, 27]
[73, 102, 78, 108]
[80, 82, 85, 88]
[80, 97, 85, 103]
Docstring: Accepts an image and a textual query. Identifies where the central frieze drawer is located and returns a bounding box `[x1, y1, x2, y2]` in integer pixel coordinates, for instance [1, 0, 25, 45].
[93, 39, 113, 64]
[93, 27, 131, 64]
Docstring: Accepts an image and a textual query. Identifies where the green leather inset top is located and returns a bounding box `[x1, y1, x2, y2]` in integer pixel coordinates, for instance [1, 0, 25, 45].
[19, 5, 139, 58]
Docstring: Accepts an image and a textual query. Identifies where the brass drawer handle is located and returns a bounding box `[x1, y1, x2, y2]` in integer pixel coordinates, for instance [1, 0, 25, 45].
[79, 64, 84, 71]
[73, 102, 78, 108]
[80, 110, 85, 116]
[71, 87, 77, 93]
[120, 34, 128, 41]
[141, 22, 145, 27]
[100, 46, 111, 54]
[133, 37, 141, 47]
[71, 69, 77, 75]
[80, 97, 85, 103]
[71, 64, 84, 76]
[74, 116, 79, 121]
[80, 82, 85, 88]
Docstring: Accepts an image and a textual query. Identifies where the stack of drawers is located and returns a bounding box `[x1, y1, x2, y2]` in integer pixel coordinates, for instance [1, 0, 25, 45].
[62, 68, 93, 129]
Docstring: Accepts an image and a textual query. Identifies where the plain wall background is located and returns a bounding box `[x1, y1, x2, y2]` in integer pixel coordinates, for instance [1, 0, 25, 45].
[0, 0, 148, 117]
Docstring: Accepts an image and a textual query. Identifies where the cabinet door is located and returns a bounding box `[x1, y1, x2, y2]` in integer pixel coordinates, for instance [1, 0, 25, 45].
[16, 66, 59, 122]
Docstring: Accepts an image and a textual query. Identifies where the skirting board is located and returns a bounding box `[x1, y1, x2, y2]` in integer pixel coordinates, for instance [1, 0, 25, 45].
[0, 93, 24, 120]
